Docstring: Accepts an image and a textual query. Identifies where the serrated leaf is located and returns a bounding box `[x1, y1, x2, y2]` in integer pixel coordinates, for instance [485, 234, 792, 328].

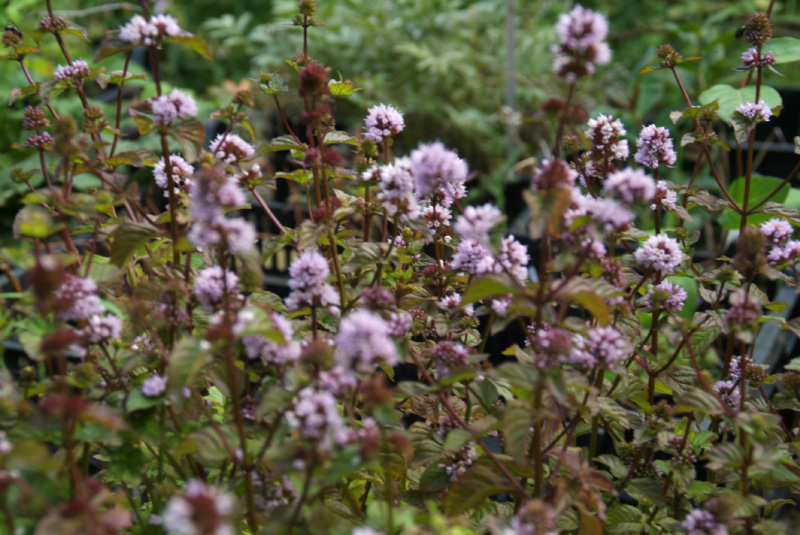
[675, 388, 723, 414]
[502, 401, 531, 461]
[323, 130, 359, 146]
[444, 457, 511, 515]
[109, 222, 161, 266]
[328, 79, 358, 97]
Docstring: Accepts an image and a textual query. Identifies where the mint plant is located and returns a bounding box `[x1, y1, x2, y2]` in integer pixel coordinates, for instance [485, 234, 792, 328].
[2, 2, 800, 535]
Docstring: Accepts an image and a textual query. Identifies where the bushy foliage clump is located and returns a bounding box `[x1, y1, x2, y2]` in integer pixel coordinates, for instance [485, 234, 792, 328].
[3, 2, 800, 535]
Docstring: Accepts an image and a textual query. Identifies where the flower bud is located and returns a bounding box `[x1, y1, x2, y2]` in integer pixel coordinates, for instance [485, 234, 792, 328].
[298, 63, 329, 98]
[744, 12, 772, 45]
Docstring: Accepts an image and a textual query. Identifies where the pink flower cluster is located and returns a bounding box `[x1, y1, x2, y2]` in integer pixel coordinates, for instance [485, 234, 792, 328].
[53, 60, 90, 82]
[760, 219, 799, 266]
[119, 14, 182, 46]
[634, 125, 677, 169]
[154, 154, 194, 197]
[335, 310, 398, 373]
[551, 5, 611, 82]
[634, 234, 683, 275]
[150, 89, 198, 125]
[363, 104, 405, 143]
[285, 250, 339, 312]
[193, 266, 239, 311]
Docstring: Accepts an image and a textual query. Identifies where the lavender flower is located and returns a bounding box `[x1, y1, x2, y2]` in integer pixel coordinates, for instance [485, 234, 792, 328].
[682, 509, 728, 535]
[431, 341, 470, 374]
[451, 240, 495, 275]
[142, 375, 168, 397]
[586, 326, 626, 364]
[422, 204, 452, 231]
[378, 158, 419, 220]
[651, 180, 678, 211]
[119, 14, 181, 46]
[26, 132, 54, 151]
[634, 125, 677, 169]
[162, 480, 234, 535]
[285, 388, 347, 449]
[760, 218, 793, 244]
[209, 133, 255, 164]
[439, 293, 475, 317]
[586, 114, 629, 160]
[387, 311, 412, 339]
[494, 235, 530, 281]
[22, 106, 49, 131]
[410, 142, 468, 207]
[363, 104, 405, 143]
[193, 267, 239, 311]
[643, 281, 687, 312]
[352, 528, 385, 535]
[526, 324, 573, 369]
[54, 274, 104, 321]
[154, 154, 194, 196]
[587, 198, 636, 232]
[741, 48, 776, 69]
[453, 203, 502, 242]
[84, 314, 122, 343]
[634, 234, 683, 276]
[604, 168, 657, 204]
[318, 366, 358, 395]
[236, 310, 301, 364]
[552, 6, 611, 82]
[736, 100, 773, 122]
[150, 89, 197, 125]
[53, 60, 90, 82]
[555, 5, 609, 52]
[438, 443, 478, 482]
[767, 240, 800, 266]
[335, 310, 398, 373]
[491, 295, 513, 317]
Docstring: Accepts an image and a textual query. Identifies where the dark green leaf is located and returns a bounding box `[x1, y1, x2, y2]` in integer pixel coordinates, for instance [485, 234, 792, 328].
[110, 222, 161, 266]
[698, 84, 782, 125]
[165, 34, 213, 60]
[718, 176, 791, 229]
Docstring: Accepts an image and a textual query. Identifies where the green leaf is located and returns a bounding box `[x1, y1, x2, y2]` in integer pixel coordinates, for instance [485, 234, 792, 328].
[768, 37, 800, 64]
[443, 429, 472, 452]
[419, 466, 451, 492]
[462, 273, 518, 305]
[125, 389, 164, 412]
[259, 73, 288, 95]
[259, 135, 304, 155]
[596, 455, 629, 479]
[706, 442, 745, 470]
[164, 34, 213, 60]
[323, 131, 359, 146]
[167, 337, 209, 399]
[16, 206, 62, 238]
[444, 457, 512, 515]
[698, 84, 782, 125]
[328, 79, 358, 97]
[109, 222, 161, 266]
[718, 176, 791, 229]
[502, 401, 531, 461]
[275, 169, 313, 185]
[675, 388, 724, 415]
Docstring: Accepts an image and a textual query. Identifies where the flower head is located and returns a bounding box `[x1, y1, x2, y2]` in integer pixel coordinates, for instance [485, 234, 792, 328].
[154, 154, 194, 196]
[53, 60, 90, 83]
[364, 104, 405, 143]
[634, 125, 677, 169]
[532, 159, 578, 191]
[736, 100, 772, 122]
[54, 274, 104, 321]
[209, 133, 255, 164]
[193, 267, 239, 311]
[760, 218, 792, 244]
[651, 180, 678, 211]
[335, 310, 398, 373]
[410, 142, 468, 206]
[162, 480, 234, 535]
[142, 375, 168, 397]
[453, 203, 502, 242]
[682, 509, 728, 535]
[119, 14, 181, 45]
[285, 388, 347, 449]
[378, 158, 419, 220]
[84, 314, 122, 343]
[635, 234, 683, 275]
[604, 168, 657, 204]
[643, 281, 687, 312]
